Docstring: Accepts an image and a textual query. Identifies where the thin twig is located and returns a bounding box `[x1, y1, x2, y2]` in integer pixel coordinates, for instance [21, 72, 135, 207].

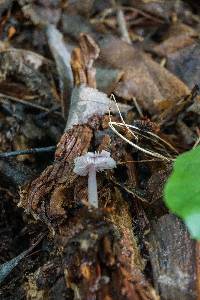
[133, 97, 144, 117]
[0, 233, 45, 284]
[0, 146, 56, 158]
[110, 94, 138, 140]
[110, 94, 177, 154]
[118, 159, 164, 164]
[111, 0, 131, 43]
[109, 120, 172, 161]
[0, 93, 62, 116]
[123, 6, 164, 24]
[108, 96, 175, 161]
[116, 6, 131, 44]
[113, 121, 178, 154]
[110, 95, 176, 156]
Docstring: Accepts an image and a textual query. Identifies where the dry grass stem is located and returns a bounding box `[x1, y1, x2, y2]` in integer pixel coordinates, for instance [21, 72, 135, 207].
[109, 95, 176, 161]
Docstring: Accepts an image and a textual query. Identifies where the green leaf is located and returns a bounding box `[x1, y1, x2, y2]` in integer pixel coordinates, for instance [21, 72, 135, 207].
[164, 146, 200, 240]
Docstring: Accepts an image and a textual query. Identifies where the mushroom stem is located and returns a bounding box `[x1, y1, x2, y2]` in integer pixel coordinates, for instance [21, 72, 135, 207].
[74, 151, 116, 208]
[88, 164, 98, 208]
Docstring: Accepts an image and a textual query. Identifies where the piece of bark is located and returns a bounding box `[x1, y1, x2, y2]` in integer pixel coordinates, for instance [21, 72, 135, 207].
[24, 203, 158, 300]
[147, 214, 196, 300]
[146, 167, 171, 204]
[61, 208, 158, 300]
[19, 124, 94, 223]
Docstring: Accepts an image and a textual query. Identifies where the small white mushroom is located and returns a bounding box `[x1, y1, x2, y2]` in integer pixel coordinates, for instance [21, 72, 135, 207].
[73, 150, 116, 208]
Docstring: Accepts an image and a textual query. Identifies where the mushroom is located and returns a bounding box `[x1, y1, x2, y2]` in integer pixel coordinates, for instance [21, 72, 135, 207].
[73, 150, 116, 208]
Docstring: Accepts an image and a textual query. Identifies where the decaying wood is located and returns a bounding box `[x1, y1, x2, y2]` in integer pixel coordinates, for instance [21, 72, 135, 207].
[20, 120, 163, 299]
[23, 206, 158, 300]
[19, 124, 94, 223]
[60, 208, 157, 300]
[147, 214, 196, 300]
[18, 118, 160, 299]
[18, 33, 160, 300]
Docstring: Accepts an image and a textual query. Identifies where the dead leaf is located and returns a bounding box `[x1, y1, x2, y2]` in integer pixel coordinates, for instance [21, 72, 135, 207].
[153, 22, 197, 57]
[167, 42, 200, 89]
[99, 36, 189, 113]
